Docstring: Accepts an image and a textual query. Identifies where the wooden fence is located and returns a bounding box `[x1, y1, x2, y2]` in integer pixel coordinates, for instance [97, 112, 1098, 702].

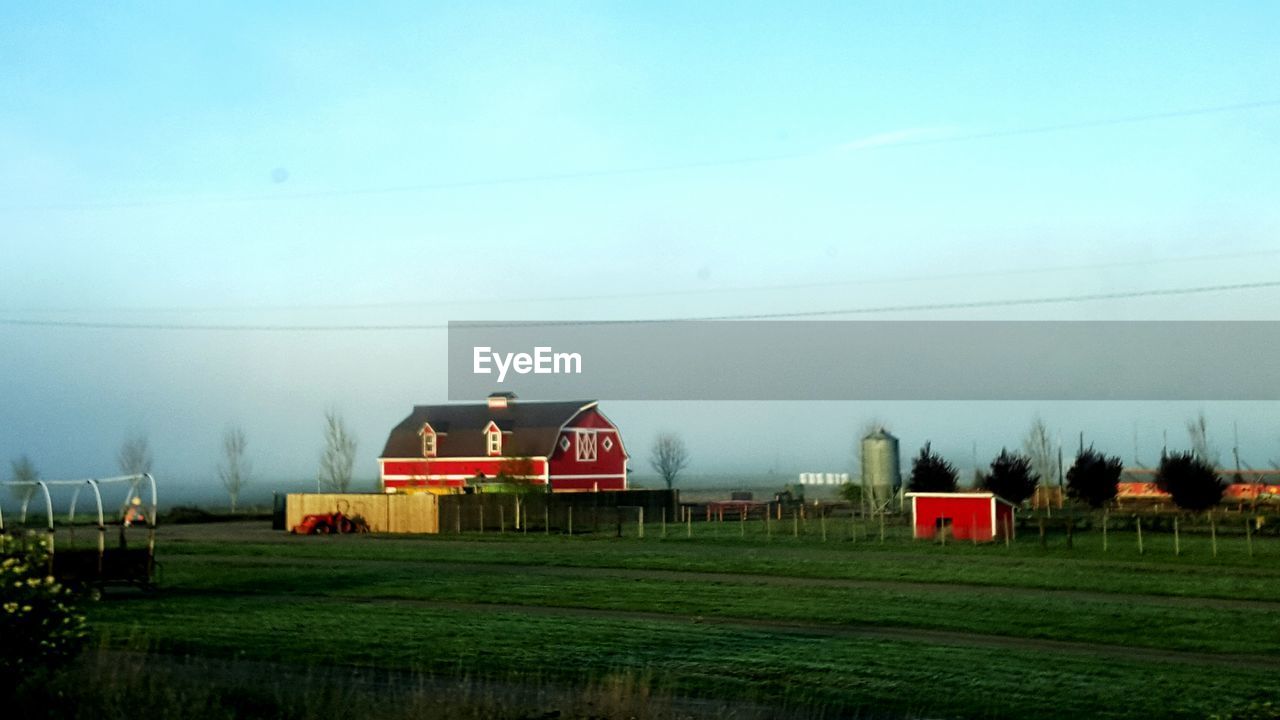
[285, 493, 438, 534]
[438, 489, 679, 535]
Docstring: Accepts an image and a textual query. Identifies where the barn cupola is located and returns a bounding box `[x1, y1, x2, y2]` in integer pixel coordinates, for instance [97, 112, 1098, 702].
[487, 392, 516, 410]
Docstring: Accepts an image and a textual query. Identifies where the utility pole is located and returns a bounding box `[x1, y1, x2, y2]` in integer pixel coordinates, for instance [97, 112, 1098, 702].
[1233, 421, 1242, 477]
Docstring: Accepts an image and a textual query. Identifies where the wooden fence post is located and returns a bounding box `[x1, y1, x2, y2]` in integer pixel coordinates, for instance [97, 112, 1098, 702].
[662, 508, 667, 538]
[687, 507, 692, 538]
[1173, 515, 1180, 556]
[1038, 517, 1046, 549]
[793, 509, 799, 538]
[1210, 513, 1217, 558]
[820, 511, 827, 542]
[1246, 517, 1253, 558]
[638, 507, 644, 539]
[479, 505, 484, 534]
[1137, 516, 1144, 555]
[1102, 510, 1108, 553]
[879, 512, 885, 544]
[568, 506, 573, 536]
[500, 505, 505, 534]
[544, 506, 549, 536]
[1004, 515, 1011, 548]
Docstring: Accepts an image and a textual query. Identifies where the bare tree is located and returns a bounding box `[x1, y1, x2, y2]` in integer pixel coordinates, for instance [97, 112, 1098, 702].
[1186, 411, 1220, 467]
[1023, 417, 1057, 488]
[117, 434, 153, 476]
[318, 409, 358, 493]
[217, 425, 251, 512]
[649, 432, 689, 490]
[9, 454, 39, 520]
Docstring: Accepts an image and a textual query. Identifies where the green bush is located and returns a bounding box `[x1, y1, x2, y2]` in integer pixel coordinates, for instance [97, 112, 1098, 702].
[907, 442, 958, 493]
[1066, 447, 1124, 508]
[981, 448, 1038, 504]
[1157, 451, 1225, 512]
[1, 534, 89, 689]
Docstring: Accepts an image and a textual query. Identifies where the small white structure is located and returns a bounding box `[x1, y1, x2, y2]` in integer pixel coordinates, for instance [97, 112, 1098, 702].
[798, 472, 850, 486]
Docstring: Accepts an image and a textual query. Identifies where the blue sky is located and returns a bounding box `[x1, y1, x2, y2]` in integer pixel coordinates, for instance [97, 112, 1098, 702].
[1, 2, 1278, 502]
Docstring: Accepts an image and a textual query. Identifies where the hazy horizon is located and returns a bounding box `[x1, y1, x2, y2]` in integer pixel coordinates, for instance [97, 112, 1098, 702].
[3, 2, 1278, 504]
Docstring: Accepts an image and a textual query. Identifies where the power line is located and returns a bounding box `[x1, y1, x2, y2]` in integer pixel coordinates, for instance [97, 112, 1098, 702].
[7, 247, 1277, 315]
[1, 279, 1275, 332]
[5, 98, 1278, 212]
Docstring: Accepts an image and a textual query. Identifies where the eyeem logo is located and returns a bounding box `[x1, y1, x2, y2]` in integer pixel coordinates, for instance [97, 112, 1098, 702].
[473, 346, 582, 383]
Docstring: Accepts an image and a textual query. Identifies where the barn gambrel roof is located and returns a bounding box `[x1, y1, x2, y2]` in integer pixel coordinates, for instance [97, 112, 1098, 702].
[380, 400, 598, 459]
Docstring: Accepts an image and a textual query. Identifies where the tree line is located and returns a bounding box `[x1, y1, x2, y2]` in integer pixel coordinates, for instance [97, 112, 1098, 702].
[905, 416, 1233, 512]
[5, 409, 361, 514]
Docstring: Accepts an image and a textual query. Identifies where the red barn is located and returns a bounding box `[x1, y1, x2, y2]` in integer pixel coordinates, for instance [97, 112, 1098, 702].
[378, 393, 628, 493]
[906, 492, 1016, 542]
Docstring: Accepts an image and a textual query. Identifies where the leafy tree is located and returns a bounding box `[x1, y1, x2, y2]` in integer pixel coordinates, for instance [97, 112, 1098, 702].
[1156, 450, 1224, 511]
[907, 442, 958, 493]
[980, 448, 1039, 504]
[649, 432, 690, 490]
[1065, 447, 1123, 508]
[838, 481, 863, 504]
[217, 425, 251, 512]
[496, 454, 545, 493]
[318, 409, 358, 493]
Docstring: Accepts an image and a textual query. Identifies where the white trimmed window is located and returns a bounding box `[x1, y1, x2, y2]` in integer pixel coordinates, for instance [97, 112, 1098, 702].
[575, 430, 597, 462]
[487, 428, 502, 456]
[419, 425, 437, 457]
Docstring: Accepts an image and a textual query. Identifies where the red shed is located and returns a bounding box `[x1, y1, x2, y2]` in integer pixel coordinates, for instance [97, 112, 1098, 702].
[906, 492, 1016, 542]
[378, 393, 629, 493]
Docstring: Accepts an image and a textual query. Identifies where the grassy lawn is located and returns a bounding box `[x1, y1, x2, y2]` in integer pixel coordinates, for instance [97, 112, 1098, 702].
[146, 555, 1280, 654]
[164, 526, 1280, 601]
[75, 524, 1280, 719]
[91, 594, 1279, 720]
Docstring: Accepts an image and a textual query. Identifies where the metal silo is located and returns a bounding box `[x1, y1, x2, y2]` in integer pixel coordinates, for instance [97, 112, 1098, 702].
[860, 427, 901, 512]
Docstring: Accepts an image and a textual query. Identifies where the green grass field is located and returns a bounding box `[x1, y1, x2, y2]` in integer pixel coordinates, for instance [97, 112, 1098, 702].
[68, 521, 1280, 719]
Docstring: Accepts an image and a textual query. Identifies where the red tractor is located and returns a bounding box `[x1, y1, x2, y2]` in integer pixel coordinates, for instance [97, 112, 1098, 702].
[291, 511, 370, 535]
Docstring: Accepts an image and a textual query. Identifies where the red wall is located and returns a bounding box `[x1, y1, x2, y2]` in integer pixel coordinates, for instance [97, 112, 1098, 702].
[913, 496, 1009, 542]
[380, 406, 628, 493]
[547, 408, 628, 491]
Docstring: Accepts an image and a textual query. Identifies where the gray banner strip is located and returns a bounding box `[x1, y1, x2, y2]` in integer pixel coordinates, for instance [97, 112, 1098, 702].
[447, 321, 1280, 401]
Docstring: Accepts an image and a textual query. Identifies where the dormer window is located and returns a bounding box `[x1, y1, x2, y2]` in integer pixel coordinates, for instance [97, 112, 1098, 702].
[485, 421, 502, 456]
[418, 423, 437, 457]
